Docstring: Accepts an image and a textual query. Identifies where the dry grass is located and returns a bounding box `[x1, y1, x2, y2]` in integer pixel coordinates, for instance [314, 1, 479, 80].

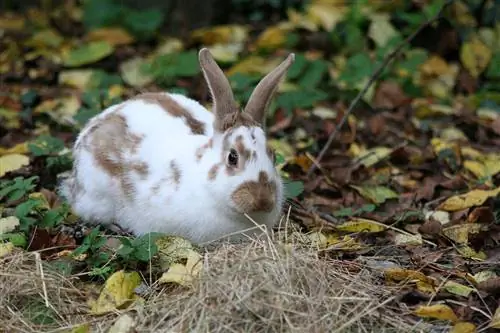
[0, 231, 434, 333]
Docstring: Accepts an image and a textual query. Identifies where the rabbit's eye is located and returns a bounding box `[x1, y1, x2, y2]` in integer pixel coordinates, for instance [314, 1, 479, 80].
[227, 149, 239, 166]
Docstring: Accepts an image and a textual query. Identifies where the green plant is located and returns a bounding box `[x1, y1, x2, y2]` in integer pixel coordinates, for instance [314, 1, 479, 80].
[117, 232, 162, 262]
[0, 176, 38, 203]
[144, 51, 200, 87]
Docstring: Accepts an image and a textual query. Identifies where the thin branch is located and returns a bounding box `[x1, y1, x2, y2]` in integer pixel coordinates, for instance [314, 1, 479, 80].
[307, 0, 454, 177]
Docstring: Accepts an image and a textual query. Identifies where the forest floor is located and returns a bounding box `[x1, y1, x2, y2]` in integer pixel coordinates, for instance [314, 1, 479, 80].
[1, 1, 500, 332]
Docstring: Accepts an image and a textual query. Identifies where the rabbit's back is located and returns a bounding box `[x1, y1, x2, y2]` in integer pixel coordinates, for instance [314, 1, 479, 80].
[62, 92, 214, 228]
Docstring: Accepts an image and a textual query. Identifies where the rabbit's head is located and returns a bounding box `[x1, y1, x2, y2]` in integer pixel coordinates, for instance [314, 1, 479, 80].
[198, 49, 294, 218]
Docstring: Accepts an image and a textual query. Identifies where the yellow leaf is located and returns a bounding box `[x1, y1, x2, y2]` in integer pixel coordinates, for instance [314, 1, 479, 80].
[0, 216, 20, 234]
[191, 25, 248, 45]
[0, 142, 28, 156]
[490, 305, 500, 328]
[420, 55, 452, 76]
[351, 185, 399, 204]
[28, 192, 51, 210]
[205, 43, 243, 63]
[384, 268, 435, 286]
[354, 146, 393, 168]
[394, 233, 423, 246]
[0, 242, 14, 258]
[0, 14, 25, 31]
[155, 235, 199, 271]
[59, 69, 96, 89]
[460, 36, 492, 77]
[158, 249, 202, 287]
[416, 280, 436, 294]
[119, 57, 154, 88]
[85, 27, 135, 46]
[90, 270, 142, 315]
[255, 23, 291, 50]
[441, 127, 468, 142]
[0, 154, 30, 177]
[414, 304, 458, 322]
[154, 38, 184, 56]
[34, 95, 81, 125]
[227, 55, 283, 76]
[442, 224, 484, 244]
[307, 2, 347, 31]
[438, 188, 500, 211]
[463, 154, 500, 180]
[443, 281, 474, 297]
[336, 218, 385, 233]
[472, 270, 497, 284]
[450, 322, 476, 333]
[368, 13, 399, 48]
[287, 8, 318, 32]
[456, 245, 487, 261]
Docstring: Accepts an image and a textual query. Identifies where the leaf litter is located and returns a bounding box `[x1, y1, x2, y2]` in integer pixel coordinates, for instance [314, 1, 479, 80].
[1, 0, 500, 332]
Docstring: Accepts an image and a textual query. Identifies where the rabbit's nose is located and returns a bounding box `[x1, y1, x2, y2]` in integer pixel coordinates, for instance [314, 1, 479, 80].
[231, 171, 277, 213]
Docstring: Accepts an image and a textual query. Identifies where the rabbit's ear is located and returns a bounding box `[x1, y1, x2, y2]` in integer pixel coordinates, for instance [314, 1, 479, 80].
[199, 48, 239, 132]
[244, 53, 295, 126]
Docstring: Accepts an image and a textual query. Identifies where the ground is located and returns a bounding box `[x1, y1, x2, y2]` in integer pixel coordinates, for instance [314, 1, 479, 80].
[0, 1, 500, 332]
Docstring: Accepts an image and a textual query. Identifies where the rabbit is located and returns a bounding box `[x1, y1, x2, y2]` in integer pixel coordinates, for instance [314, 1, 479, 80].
[60, 48, 295, 244]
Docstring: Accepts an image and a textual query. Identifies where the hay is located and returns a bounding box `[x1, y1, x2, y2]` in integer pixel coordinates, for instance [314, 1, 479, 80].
[0, 233, 429, 333]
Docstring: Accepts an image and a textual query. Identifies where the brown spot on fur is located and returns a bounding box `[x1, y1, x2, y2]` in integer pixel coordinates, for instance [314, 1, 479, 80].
[195, 139, 213, 162]
[170, 161, 181, 186]
[133, 93, 206, 135]
[231, 171, 276, 213]
[208, 164, 220, 181]
[88, 111, 148, 199]
[235, 135, 251, 163]
[215, 111, 259, 133]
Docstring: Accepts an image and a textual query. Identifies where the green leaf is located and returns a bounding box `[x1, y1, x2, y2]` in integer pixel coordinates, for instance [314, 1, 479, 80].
[486, 53, 500, 79]
[131, 232, 162, 262]
[63, 41, 114, 67]
[0, 232, 27, 247]
[339, 53, 374, 86]
[284, 181, 304, 199]
[298, 60, 328, 89]
[82, 0, 123, 29]
[28, 135, 65, 157]
[0, 176, 38, 202]
[123, 8, 164, 40]
[333, 207, 354, 217]
[287, 54, 307, 80]
[275, 89, 328, 112]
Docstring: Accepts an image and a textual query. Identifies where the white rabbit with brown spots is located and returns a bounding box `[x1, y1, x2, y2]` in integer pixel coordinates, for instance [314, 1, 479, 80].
[60, 48, 294, 243]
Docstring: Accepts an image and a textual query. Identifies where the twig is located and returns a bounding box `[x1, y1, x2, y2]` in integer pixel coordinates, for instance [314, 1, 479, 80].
[34, 252, 50, 308]
[307, 0, 453, 177]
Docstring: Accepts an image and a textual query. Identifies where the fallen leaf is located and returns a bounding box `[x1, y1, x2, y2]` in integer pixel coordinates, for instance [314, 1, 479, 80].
[0, 154, 30, 177]
[205, 43, 243, 63]
[34, 95, 81, 125]
[336, 218, 385, 233]
[0, 216, 20, 234]
[255, 23, 291, 50]
[119, 57, 154, 88]
[191, 25, 248, 45]
[0, 142, 29, 156]
[59, 69, 96, 89]
[155, 235, 198, 271]
[368, 13, 399, 48]
[477, 277, 500, 295]
[442, 224, 484, 244]
[384, 268, 435, 285]
[63, 41, 114, 67]
[450, 322, 476, 333]
[354, 146, 393, 168]
[456, 245, 487, 261]
[372, 81, 408, 109]
[0, 242, 14, 258]
[90, 270, 142, 315]
[414, 304, 458, 322]
[443, 281, 474, 297]
[306, 2, 347, 31]
[85, 27, 135, 46]
[473, 270, 497, 284]
[490, 305, 500, 328]
[394, 233, 423, 246]
[460, 36, 492, 77]
[351, 185, 399, 204]
[108, 314, 136, 333]
[438, 188, 500, 211]
[159, 249, 202, 287]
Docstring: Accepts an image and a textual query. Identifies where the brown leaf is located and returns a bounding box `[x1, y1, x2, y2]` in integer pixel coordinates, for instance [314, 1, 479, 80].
[477, 277, 500, 295]
[373, 81, 409, 109]
[467, 207, 494, 224]
[368, 114, 387, 136]
[418, 218, 443, 236]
